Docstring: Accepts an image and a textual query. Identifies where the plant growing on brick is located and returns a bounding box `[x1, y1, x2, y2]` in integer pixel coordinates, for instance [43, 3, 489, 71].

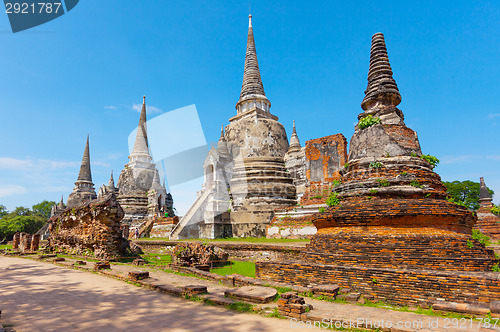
[376, 179, 390, 187]
[318, 207, 325, 213]
[492, 205, 500, 215]
[326, 192, 340, 207]
[471, 229, 491, 246]
[344, 162, 350, 169]
[420, 154, 440, 168]
[332, 180, 341, 187]
[410, 180, 422, 188]
[400, 171, 408, 175]
[466, 240, 474, 249]
[358, 114, 381, 129]
[492, 264, 500, 272]
[369, 189, 378, 194]
[311, 195, 323, 199]
[369, 162, 383, 169]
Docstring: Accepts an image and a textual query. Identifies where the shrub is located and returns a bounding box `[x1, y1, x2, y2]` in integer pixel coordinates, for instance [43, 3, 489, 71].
[369, 189, 378, 194]
[331, 180, 342, 187]
[358, 115, 381, 129]
[491, 205, 500, 215]
[471, 229, 491, 246]
[400, 171, 408, 176]
[492, 264, 500, 272]
[369, 162, 383, 169]
[318, 207, 325, 213]
[466, 240, 473, 248]
[326, 192, 340, 207]
[420, 154, 440, 168]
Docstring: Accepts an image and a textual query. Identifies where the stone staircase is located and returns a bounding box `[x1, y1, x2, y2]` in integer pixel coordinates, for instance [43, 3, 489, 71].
[170, 189, 211, 240]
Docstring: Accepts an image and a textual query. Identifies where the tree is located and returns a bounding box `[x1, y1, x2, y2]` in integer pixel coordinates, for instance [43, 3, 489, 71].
[32, 200, 56, 219]
[0, 205, 7, 218]
[443, 180, 494, 210]
[6, 206, 32, 218]
[0, 215, 46, 240]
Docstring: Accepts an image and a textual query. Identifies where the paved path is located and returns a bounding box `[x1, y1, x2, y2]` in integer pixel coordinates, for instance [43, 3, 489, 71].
[0, 257, 292, 332]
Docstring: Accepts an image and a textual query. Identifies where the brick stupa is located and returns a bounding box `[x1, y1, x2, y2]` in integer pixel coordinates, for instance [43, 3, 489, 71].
[475, 177, 500, 240]
[306, 33, 497, 272]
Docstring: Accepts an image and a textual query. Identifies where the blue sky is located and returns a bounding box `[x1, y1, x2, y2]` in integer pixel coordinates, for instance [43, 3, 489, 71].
[0, 1, 499, 213]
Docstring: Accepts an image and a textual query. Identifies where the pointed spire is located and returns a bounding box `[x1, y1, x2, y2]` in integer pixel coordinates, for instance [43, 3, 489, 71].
[288, 120, 301, 153]
[218, 124, 231, 158]
[151, 169, 163, 190]
[479, 177, 493, 200]
[220, 124, 225, 138]
[361, 33, 402, 111]
[238, 14, 267, 103]
[60, 195, 64, 203]
[76, 135, 93, 183]
[129, 95, 152, 163]
[57, 195, 65, 209]
[108, 170, 115, 189]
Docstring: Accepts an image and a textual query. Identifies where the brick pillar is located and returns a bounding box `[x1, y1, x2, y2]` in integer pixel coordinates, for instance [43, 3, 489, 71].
[31, 234, 40, 251]
[12, 232, 20, 249]
[19, 233, 28, 252]
[121, 225, 129, 239]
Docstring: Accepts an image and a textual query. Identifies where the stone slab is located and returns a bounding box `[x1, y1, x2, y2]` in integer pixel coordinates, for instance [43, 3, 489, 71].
[225, 286, 277, 304]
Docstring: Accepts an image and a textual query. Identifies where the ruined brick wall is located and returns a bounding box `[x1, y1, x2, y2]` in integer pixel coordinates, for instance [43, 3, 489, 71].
[48, 194, 125, 259]
[302, 234, 498, 272]
[256, 261, 500, 307]
[300, 134, 347, 205]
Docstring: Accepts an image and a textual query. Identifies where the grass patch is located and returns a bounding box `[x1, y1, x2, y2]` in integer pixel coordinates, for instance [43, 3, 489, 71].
[133, 237, 311, 244]
[0, 244, 12, 250]
[210, 261, 255, 278]
[227, 301, 254, 313]
[141, 253, 172, 266]
[361, 300, 474, 320]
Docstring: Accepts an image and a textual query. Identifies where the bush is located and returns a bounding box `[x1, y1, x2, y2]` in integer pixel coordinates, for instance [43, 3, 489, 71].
[358, 115, 381, 129]
[376, 179, 390, 187]
[420, 154, 440, 168]
[491, 205, 500, 215]
[369, 162, 383, 169]
[0, 215, 46, 240]
[326, 192, 340, 207]
[410, 180, 422, 188]
[471, 229, 491, 246]
[318, 207, 325, 213]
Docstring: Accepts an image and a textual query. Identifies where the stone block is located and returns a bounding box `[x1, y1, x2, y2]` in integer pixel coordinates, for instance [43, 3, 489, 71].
[182, 285, 208, 295]
[132, 258, 147, 266]
[224, 286, 277, 303]
[128, 271, 150, 281]
[280, 291, 298, 299]
[93, 261, 111, 271]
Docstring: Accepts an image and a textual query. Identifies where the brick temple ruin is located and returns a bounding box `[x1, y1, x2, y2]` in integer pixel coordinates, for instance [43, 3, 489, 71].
[476, 177, 500, 240]
[171, 15, 349, 239]
[50, 97, 175, 236]
[256, 33, 500, 309]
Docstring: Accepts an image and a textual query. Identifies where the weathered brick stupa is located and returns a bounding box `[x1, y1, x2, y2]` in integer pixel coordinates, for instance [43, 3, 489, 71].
[66, 135, 97, 208]
[117, 96, 173, 229]
[475, 177, 500, 240]
[171, 15, 296, 239]
[256, 33, 500, 309]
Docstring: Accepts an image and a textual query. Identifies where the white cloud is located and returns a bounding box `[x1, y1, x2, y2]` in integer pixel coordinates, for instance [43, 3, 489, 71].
[0, 185, 27, 198]
[486, 155, 500, 161]
[37, 159, 80, 170]
[488, 113, 500, 119]
[104, 105, 117, 110]
[440, 155, 475, 165]
[132, 104, 162, 114]
[0, 157, 34, 170]
[93, 161, 111, 167]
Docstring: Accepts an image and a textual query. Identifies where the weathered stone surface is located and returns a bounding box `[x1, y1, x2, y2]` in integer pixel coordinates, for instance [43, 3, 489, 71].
[48, 194, 126, 259]
[128, 271, 149, 281]
[182, 285, 207, 295]
[132, 258, 147, 266]
[30, 234, 40, 251]
[12, 232, 20, 249]
[224, 286, 277, 303]
[67, 136, 97, 208]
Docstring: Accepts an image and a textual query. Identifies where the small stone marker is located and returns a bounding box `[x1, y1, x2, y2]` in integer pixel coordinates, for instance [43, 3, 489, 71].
[277, 292, 312, 320]
[224, 286, 277, 304]
[132, 258, 147, 266]
[93, 261, 111, 271]
[128, 271, 149, 281]
[311, 284, 339, 298]
[182, 285, 208, 295]
[53, 257, 66, 262]
[74, 260, 86, 265]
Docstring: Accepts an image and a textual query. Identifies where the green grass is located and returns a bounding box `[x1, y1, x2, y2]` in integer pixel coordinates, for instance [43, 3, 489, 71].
[0, 244, 12, 250]
[137, 237, 310, 244]
[227, 301, 254, 313]
[210, 261, 256, 278]
[141, 253, 172, 266]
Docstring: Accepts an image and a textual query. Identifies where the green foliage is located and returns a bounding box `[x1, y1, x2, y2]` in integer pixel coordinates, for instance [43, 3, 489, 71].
[31, 200, 56, 219]
[369, 162, 383, 169]
[369, 189, 378, 194]
[471, 229, 491, 246]
[318, 207, 325, 213]
[493, 264, 500, 272]
[210, 261, 256, 278]
[420, 154, 440, 168]
[358, 114, 381, 129]
[331, 180, 341, 187]
[325, 192, 340, 207]
[443, 180, 494, 211]
[410, 180, 422, 188]
[311, 195, 323, 199]
[344, 162, 350, 169]
[466, 240, 474, 248]
[376, 179, 390, 187]
[0, 205, 7, 218]
[400, 171, 408, 176]
[267, 308, 283, 318]
[0, 215, 46, 240]
[491, 205, 500, 215]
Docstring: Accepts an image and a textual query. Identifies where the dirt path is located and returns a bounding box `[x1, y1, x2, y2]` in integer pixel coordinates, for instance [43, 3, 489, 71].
[0, 256, 293, 332]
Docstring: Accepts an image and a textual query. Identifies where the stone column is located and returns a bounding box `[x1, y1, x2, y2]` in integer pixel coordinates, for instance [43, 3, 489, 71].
[12, 232, 20, 249]
[31, 234, 40, 251]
